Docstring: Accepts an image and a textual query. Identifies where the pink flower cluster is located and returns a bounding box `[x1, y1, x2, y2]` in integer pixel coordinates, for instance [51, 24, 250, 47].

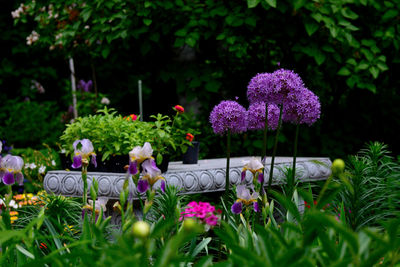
[180, 201, 220, 226]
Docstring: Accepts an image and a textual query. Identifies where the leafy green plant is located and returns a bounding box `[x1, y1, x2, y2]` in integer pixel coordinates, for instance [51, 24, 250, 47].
[334, 142, 400, 230]
[60, 107, 155, 161]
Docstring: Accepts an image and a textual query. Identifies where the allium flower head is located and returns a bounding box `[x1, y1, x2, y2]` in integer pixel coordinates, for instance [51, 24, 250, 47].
[72, 139, 97, 169]
[247, 102, 280, 131]
[209, 100, 247, 135]
[247, 73, 274, 104]
[180, 201, 219, 226]
[0, 155, 24, 185]
[268, 68, 305, 105]
[247, 69, 305, 105]
[283, 87, 321, 126]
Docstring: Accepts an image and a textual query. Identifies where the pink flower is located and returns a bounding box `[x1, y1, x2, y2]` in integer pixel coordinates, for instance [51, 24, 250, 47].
[180, 201, 219, 227]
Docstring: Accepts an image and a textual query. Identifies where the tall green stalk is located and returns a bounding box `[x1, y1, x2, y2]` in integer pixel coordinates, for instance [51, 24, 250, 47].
[267, 104, 283, 191]
[262, 104, 269, 161]
[225, 131, 231, 193]
[82, 164, 88, 205]
[292, 124, 300, 185]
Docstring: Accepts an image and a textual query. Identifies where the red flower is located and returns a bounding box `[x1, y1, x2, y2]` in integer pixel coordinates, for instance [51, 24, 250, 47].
[124, 114, 137, 121]
[174, 105, 184, 114]
[186, 133, 194, 142]
[39, 242, 48, 249]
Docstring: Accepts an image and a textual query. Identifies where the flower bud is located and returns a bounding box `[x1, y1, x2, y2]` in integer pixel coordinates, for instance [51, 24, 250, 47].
[331, 159, 345, 174]
[132, 221, 150, 239]
[183, 218, 197, 232]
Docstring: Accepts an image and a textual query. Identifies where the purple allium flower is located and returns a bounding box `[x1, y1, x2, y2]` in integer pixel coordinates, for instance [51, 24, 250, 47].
[231, 202, 243, 214]
[209, 100, 247, 135]
[0, 155, 24, 185]
[283, 87, 321, 126]
[247, 69, 305, 106]
[247, 73, 274, 104]
[268, 68, 305, 105]
[247, 102, 280, 131]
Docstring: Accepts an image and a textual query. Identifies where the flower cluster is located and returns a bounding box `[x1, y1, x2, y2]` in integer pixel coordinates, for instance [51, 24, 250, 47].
[283, 87, 321, 125]
[186, 133, 194, 142]
[77, 80, 93, 92]
[124, 114, 137, 121]
[247, 102, 280, 131]
[26, 31, 40, 46]
[209, 100, 247, 135]
[180, 201, 220, 226]
[129, 142, 165, 193]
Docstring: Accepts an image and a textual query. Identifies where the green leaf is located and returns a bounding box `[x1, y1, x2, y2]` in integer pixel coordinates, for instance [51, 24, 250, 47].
[293, 0, 306, 9]
[191, 237, 212, 258]
[247, 0, 260, 8]
[314, 50, 326, 65]
[377, 62, 388, 71]
[156, 153, 163, 165]
[245, 17, 257, 27]
[143, 19, 152, 26]
[216, 33, 225, 40]
[382, 10, 398, 20]
[265, 0, 277, 8]
[346, 58, 357, 65]
[357, 62, 369, 70]
[341, 8, 358, 20]
[205, 80, 221, 92]
[102, 47, 110, 58]
[175, 29, 187, 37]
[369, 66, 379, 79]
[305, 22, 319, 36]
[185, 37, 196, 47]
[337, 67, 351, 76]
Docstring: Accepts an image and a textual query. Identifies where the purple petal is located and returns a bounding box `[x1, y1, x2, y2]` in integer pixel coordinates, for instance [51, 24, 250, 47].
[253, 202, 260, 212]
[257, 173, 264, 184]
[15, 172, 24, 185]
[137, 179, 149, 193]
[3, 172, 15, 185]
[231, 202, 243, 214]
[129, 160, 138, 175]
[72, 155, 82, 169]
[91, 154, 97, 168]
[241, 170, 246, 182]
[160, 180, 166, 193]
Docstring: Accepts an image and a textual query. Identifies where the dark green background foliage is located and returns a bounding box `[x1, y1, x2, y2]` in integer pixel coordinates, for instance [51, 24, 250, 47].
[1, 0, 399, 158]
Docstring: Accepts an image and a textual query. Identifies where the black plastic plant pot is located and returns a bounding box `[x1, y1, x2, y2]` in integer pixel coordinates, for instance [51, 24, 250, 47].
[182, 141, 200, 164]
[158, 154, 170, 173]
[59, 153, 128, 173]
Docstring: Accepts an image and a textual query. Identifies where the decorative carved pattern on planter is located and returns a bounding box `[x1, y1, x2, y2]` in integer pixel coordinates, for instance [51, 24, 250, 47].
[44, 157, 331, 199]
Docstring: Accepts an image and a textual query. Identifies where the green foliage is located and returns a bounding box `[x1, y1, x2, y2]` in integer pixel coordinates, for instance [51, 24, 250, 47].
[0, 100, 63, 149]
[334, 142, 400, 230]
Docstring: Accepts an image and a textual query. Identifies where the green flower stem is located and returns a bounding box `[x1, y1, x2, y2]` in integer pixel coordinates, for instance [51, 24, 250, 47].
[292, 124, 300, 187]
[267, 104, 283, 191]
[82, 164, 88, 205]
[262, 104, 269, 161]
[92, 198, 96, 224]
[225, 130, 231, 193]
[138, 192, 146, 221]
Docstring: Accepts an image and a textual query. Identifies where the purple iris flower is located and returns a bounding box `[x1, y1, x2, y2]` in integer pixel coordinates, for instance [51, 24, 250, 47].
[137, 179, 149, 193]
[77, 80, 93, 92]
[0, 155, 24, 185]
[129, 160, 138, 175]
[231, 202, 243, 214]
[253, 202, 260, 212]
[71, 139, 96, 169]
[160, 180, 166, 193]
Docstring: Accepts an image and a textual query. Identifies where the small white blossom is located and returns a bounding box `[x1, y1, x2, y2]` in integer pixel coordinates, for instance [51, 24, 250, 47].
[39, 165, 46, 174]
[30, 163, 37, 169]
[26, 31, 40, 46]
[101, 97, 110, 105]
[84, 25, 90, 30]
[11, 4, 25, 19]
[51, 160, 56, 166]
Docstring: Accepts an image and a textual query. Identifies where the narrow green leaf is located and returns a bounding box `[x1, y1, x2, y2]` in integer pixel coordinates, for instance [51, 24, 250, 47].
[191, 237, 212, 258]
[16, 245, 35, 259]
